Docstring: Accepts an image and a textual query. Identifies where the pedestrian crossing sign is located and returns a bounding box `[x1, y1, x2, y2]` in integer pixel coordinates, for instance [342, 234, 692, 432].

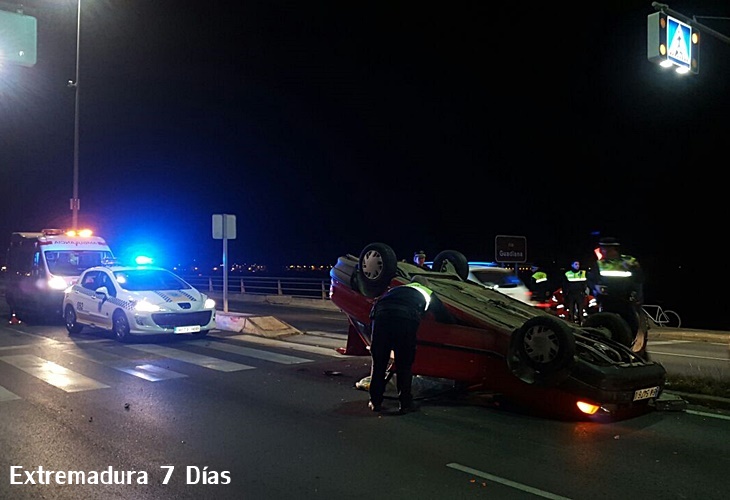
[666, 16, 692, 69]
[647, 12, 700, 75]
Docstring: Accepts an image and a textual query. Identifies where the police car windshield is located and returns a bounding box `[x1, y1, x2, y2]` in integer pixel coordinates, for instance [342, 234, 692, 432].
[45, 250, 115, 276]
[113, 269, 191, 291]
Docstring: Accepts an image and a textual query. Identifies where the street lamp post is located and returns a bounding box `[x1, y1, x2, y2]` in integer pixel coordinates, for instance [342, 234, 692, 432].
[67, 0, 82, 230]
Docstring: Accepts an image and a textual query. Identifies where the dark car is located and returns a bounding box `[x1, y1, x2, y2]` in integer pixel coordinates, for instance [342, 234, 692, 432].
[329, 242, 666, 422]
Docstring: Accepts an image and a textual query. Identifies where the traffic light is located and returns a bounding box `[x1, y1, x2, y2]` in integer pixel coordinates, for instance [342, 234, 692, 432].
[0, 9, 37, 67]
[647, 11, 700, 74]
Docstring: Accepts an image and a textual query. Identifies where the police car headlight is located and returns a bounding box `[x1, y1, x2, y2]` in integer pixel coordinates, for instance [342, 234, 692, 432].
[134, 301, 160, 313]
[204, 298, 216, 309]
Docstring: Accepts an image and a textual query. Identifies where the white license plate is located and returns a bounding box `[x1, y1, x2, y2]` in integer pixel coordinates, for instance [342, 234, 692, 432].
[633, 386, 659, 401]
[174, 325, 201, 334]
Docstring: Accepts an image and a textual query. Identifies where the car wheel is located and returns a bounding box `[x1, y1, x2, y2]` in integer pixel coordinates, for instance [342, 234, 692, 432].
[112, 310, 132, 343]
[582, 312, 633, 348]
[357, 242, 398, 298]
[431, 250, 469, 280]
[64, 305, 83, 334]
[508, 316, 575, 385]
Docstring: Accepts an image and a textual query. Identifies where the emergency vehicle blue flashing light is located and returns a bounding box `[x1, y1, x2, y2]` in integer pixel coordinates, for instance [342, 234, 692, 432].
[135, 256, 154, 265]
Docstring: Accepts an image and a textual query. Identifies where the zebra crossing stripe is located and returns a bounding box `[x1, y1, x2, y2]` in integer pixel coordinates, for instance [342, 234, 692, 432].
[65, 347, 188, 382]
[0, 385, 21, 402]
[126, 344, 255, 372]
[0, 354, 110, 392]
[189, 340, 313, 364]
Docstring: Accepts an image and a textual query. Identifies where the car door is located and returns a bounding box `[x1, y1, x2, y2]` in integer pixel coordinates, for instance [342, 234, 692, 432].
[72, 270, 103, 323]
[88, 269, 116, 328]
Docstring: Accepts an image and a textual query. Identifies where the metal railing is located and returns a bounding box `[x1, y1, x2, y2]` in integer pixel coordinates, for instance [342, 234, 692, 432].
[181, 275, 332, 301]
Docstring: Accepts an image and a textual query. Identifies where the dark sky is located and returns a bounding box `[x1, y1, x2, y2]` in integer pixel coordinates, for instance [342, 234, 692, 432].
[2, 1, 729, 327]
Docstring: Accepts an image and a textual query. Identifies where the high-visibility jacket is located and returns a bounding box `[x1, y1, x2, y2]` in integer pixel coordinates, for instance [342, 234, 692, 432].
[532, 271, 547, 284]
[587, 255, 643, 302]
[564, 269, 587, 295]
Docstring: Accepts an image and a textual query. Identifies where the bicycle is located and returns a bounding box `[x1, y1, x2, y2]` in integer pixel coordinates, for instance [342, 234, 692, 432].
[641, 304, 681, 328]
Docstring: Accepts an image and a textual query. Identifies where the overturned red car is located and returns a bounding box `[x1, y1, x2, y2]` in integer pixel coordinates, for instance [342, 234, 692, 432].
[329, 243, 666, 421]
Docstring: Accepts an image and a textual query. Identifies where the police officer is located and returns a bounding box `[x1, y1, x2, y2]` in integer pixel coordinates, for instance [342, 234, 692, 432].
[367, 276, 451, 414]
[587, 237, 645, 345]
[530, 264, 550, 303]
[413, 250, 430, 269]
[563, 260, 587, 324]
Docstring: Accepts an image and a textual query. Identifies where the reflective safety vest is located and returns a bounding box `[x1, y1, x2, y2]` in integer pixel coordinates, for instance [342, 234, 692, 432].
[564, 269, 586, 282]
[404, 281, 433, 311]
[597, 256, 638, 278]
[532, 271, 547, 283]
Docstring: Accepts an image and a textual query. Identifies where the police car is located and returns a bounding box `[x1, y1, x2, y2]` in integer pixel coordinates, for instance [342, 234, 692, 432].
[63, 264, 216, 342]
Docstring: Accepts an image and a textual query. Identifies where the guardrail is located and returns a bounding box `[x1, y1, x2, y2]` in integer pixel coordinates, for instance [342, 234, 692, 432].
[181, 275, 332, 301]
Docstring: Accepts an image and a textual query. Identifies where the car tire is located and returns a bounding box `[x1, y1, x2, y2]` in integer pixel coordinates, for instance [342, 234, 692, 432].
[582, 312, 633, 348]
[112, 310, 132, 343]
[508, 315, 575, 385]
[64, 305, 83, 334]
[357, 242, 398, 298]
[431, 250, 469, 280]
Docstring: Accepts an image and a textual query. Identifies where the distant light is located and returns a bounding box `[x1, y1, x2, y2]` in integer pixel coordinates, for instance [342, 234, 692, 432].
[135, 256, 153, 265]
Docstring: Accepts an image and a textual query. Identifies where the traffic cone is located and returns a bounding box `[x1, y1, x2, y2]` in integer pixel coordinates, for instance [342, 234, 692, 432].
[9, 312, 21, 325]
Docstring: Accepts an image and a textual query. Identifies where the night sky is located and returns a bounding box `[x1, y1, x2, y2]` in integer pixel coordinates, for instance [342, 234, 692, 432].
[2, 1, 729, 328]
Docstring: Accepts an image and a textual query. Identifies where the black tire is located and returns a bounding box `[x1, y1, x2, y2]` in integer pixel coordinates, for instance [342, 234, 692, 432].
[431, 250, 469, 280]
[112, 310, 132, 343]
[64, 305, 83, 334]
[583, 312, 633, 348]
[507, 315, 575, 385]
[357, 243, 398, 298]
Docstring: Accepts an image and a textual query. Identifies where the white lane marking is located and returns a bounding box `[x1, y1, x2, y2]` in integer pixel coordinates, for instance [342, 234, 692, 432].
[446, 463, 572, 499]
[686, 409, 730, 421]
[126, 344, 255, 372]
[65, 347, 188, 382]
[649, 351, 730, 362]
[0, 385, 21, 402]
[226, 334, 343, 357]
[0, 354, 110, 392]
[189, 341, 313, 364]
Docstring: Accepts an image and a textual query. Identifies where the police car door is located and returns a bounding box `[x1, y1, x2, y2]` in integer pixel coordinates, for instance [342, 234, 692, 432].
[74, 270, 104, 323]
[88, 269, 116, 328]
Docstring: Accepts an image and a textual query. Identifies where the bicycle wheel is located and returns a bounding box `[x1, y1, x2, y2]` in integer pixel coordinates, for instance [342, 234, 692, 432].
[659, 309, 681, 328]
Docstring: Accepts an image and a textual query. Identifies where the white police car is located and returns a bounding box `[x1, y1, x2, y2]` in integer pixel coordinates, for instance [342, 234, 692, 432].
[63, 264, 216, 342]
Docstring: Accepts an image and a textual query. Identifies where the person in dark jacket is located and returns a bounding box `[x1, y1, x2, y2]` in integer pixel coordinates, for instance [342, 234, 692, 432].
[367, 276, 452, 414]
[563, 260, 588, 324]
[587, 236, 645, 338]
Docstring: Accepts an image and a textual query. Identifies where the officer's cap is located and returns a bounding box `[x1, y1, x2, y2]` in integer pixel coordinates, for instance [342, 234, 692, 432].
[414, 250, 426, 258]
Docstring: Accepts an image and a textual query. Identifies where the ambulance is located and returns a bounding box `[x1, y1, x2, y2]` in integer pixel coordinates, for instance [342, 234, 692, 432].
[5, 228, 115, 318]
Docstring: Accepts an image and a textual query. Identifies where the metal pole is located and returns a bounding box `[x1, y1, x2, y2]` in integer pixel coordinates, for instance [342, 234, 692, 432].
[71, 0, 82, 230]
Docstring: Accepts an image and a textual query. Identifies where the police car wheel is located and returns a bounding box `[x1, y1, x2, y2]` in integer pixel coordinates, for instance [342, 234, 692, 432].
[357, 242, 398, 298]
[582, 312, 633, 348]
[113, 311, 132, 343]
[64, 305, 83, 334]
[508, 316, 575, 385]
[431, 250, 469, 280]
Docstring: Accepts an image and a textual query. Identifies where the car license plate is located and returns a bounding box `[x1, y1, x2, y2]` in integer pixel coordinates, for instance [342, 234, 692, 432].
[174, 325, 201, 334]
[633, 386, 659, 401]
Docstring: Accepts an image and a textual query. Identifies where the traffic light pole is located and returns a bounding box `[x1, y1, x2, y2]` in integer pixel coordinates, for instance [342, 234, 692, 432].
[652, 2, 730, 46]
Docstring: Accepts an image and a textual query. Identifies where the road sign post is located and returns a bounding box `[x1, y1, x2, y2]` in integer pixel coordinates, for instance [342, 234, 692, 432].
[494, 235, 526, 274]
[212, 214, 237, 312]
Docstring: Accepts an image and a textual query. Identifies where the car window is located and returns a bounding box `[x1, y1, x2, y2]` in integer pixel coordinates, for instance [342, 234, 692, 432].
[113, 269, 190, 291]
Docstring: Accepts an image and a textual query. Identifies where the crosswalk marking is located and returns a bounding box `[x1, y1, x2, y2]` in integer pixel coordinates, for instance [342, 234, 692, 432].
[0, 354, 110, 392]
[227, 334, 343, 357]
[190, 340, 313, 364]
[0, 385, 21, 402]
[65, 347, 188, 382]
[126, 344, 256, 372]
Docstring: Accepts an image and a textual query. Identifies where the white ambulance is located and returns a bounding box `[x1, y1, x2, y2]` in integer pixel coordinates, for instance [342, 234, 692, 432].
[5, 228, 115, 319]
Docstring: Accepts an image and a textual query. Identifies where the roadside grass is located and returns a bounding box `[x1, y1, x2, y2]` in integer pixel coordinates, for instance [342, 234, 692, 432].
[665, 374, 730, 400]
